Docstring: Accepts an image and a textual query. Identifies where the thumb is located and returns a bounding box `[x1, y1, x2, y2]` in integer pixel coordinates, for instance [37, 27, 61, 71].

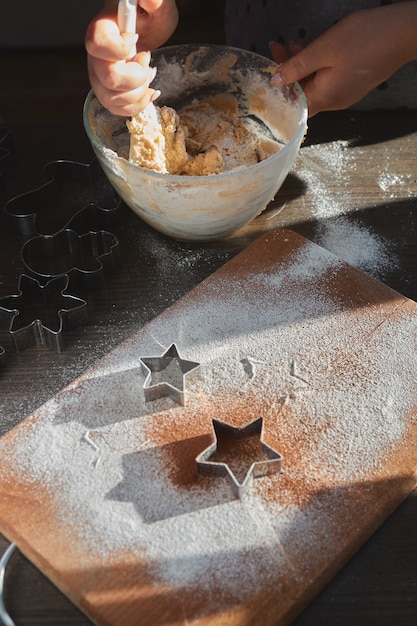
[271, 48, 314, 88]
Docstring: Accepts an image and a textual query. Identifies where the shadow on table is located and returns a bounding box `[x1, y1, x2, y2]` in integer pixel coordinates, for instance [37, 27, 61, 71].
[305, 110, 417, 148]
[262, 167, 417, 300]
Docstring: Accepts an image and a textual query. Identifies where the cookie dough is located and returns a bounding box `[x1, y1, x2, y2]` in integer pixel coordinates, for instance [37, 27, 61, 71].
[127, 97, 280, 176]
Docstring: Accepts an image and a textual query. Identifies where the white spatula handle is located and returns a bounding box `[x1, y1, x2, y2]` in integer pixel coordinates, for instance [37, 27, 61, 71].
[117, 0, 137, 34]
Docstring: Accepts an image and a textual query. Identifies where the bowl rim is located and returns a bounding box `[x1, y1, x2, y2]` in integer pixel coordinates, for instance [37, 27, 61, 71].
[83, 44, 308, 182]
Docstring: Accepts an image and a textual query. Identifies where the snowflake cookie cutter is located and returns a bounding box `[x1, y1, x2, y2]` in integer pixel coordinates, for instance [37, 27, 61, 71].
[196, 417, 282, 498]
[0, 274, 87, 353]
[139, 343, 200, 405]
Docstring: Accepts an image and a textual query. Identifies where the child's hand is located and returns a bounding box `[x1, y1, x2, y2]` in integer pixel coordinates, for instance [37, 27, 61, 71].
[270, 2, 417, 117]
[85, 0, 178, 116]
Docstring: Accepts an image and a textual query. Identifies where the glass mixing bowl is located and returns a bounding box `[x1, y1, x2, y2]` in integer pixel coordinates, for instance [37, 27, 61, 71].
[83, 44, 308, 241]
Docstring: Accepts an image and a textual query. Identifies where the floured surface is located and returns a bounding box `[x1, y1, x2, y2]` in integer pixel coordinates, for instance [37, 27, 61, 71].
[1, 229, 417, 626]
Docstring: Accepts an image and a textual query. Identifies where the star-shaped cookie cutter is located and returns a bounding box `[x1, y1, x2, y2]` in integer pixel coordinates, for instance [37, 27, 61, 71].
[0, 274, 87, 353]
[196, 417, 282, 498]
[139, 343, 200, 405]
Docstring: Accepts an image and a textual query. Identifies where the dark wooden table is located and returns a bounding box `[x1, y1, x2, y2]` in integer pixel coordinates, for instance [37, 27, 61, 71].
[0, 110, 417, 625]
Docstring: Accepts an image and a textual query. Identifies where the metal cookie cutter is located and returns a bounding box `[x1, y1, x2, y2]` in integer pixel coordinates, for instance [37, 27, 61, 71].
[21, 228, 120, 292]
[0, 542, 17, 626]
[0, 127, 13, 207]
[5, 159, 121, 237]
[140, 343, 200, 405]
[0, 127, 13, 174]
[196, 417, 282, 498]
[0, 274, 87, 353]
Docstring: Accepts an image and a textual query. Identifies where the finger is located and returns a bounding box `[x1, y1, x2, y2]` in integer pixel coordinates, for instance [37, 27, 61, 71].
[138, 0, 165, 14]
[134, 51, 157, 84]
[271, 47, 321, 88]
[134, 50, 152, 68]
[88, 56, 158, 115]
[299, 69, 351, 118]
[85, 16, 137, 62]
[268, 41, 289, 64]
[101, 97, 153, 117]
[301, 82, 317, 118]
[289, 41, 304, 56]
[90, 55, 152, 93]
[107, 90, 156, 117]
[89, 66, 157, 115]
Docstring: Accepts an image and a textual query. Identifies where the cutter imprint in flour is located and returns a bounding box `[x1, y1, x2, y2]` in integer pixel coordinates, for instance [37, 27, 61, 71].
[0, 274, 87, 353]
[139, 343, 200, 405]
[196, 417, 283, 498]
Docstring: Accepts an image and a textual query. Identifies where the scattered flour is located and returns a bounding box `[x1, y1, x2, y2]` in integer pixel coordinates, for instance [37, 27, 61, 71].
[315, 216, 393, 275]
[1, 232, 416, 624]
[377, 172, 415, 196]
[297, 139, 399, 277]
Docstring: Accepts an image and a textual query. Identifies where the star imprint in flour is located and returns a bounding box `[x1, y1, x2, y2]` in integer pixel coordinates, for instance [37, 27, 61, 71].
[139, 343, 200, 405]
[196, 417, 282, 498]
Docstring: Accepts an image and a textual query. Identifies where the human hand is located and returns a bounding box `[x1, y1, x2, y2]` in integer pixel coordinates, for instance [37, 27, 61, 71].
[85, 0, 178, 116]
[270, 2, 417, 117]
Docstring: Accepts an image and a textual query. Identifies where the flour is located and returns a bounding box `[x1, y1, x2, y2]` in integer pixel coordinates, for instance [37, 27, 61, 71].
[315, 216, 393, 275]
[377, 172, 415, 196]
[299, 141, 356, 222]
[296, 140, 399, 278]
[1, 232, 416, 623]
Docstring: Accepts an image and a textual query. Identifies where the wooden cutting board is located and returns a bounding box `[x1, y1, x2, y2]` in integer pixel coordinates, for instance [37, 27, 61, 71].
[1, 229, 417, 626]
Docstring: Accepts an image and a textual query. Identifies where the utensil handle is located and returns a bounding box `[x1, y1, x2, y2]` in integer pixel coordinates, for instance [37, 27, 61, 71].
[117, 0, 137, 34]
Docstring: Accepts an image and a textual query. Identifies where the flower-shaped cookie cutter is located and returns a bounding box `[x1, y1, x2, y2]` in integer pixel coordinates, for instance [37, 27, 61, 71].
[5, 159, 122, 237]
[196, 417, 282, 498]
[139, 343, 200, 405]
[0, 274, 87, 353]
